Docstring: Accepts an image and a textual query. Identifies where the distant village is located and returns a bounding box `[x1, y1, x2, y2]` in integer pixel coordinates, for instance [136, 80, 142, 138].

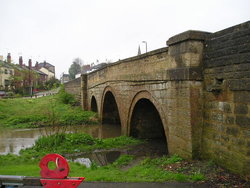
[60, 62, 108, 83]
[0, 53, 56, 97]
[0, 53, 109, 97]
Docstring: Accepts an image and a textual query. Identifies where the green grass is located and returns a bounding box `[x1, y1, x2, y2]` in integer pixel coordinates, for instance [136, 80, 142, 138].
[70, 155, 205, 182]
[0, 153, 205, 182]
[0, 94, 98, 128]
[0, 133, 205, 182]
[20, 133, 142, 156]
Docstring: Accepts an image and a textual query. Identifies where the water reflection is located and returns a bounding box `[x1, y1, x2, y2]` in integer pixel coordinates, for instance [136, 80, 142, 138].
[0, 124, 121, 155]
[70, 139, 167, 168]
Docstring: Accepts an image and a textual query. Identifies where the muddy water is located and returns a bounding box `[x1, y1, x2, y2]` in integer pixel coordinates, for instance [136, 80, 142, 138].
[68, 139, 168, 167]
[0, 124, 121, 155]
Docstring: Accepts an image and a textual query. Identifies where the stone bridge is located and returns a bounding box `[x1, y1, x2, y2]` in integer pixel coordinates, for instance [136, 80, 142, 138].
[65, 21, 250, 176]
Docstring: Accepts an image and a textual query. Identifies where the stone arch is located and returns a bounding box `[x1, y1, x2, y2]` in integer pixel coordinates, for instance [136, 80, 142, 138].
[128, 91, 168, 152]
[101, 86, 121, 126]
[90, 96, 98, 112]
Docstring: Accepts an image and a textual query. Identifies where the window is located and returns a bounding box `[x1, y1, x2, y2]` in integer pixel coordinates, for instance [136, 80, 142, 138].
[9, 70, 13, 75]
[5, 69, 8, 74]
[4, 80, 10, 86]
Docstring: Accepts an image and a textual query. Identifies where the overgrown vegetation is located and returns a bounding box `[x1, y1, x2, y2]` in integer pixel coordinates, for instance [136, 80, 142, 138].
[20, 133, 142, 156]
[0, 88, 98, 128]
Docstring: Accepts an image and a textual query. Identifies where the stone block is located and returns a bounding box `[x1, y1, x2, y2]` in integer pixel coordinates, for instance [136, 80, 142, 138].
[235, 104, 248, 114]
[243, 130, 250, 137]
[211, 112, 224, 123]
[226, 127, 239, 136]
[234, 91, 250, 103]
[229, 79, 250, 91]
[167, 30, 210, 46]
[218, 102, 232, 113]
[225, 116, 235, 125]
[204, 102, 218, 109]
[167, 67, 202, 81]
[236, 116, 250, 128]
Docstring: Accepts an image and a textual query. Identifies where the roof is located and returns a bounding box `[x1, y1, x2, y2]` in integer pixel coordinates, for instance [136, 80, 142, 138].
[32, 69, 48, 75]
[0, 60, 14, 69]
[37, 62, 54, 68]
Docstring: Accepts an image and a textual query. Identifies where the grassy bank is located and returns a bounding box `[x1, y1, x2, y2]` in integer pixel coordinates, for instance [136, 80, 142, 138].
[0, 133, 204, 182]
[21, 133, 142, 156]
[1, 133, 247, 186]
[0, 154, 204, 182]
[0, 91, 97, 128]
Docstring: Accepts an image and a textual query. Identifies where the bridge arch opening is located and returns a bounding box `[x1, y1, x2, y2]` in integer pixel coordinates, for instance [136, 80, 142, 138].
[130, 98, 168, 153]
[102, 91, 121, 126]
[91, 96, 98, 112]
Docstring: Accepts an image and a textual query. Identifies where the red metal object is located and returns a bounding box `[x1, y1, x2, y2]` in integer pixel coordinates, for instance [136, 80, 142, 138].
[39, 154, 85, 188]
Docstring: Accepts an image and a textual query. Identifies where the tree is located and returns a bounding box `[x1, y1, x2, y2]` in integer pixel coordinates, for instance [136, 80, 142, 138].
[44, 77, 60, 90]
[68, 58, 83, 80]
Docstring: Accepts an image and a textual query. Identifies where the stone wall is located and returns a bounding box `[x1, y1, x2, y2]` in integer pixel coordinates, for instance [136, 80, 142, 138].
[65, 21, 250, 176]
[202, 21, 250, 175]
[64, 77, 81, 101]
[85, 31, 208, 159]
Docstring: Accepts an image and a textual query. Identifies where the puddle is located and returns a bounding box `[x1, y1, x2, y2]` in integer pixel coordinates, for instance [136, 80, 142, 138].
[68, 138, 168, 168]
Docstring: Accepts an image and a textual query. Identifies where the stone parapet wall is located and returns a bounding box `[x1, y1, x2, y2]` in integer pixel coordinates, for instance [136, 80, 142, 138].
[202, 21, 250, 175]
[64, 77, 81, 101]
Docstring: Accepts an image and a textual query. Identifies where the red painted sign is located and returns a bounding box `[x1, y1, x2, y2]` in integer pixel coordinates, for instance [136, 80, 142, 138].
[40, 154, 85, 188]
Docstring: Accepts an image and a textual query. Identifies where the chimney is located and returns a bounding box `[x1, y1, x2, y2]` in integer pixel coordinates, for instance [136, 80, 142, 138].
[19, 56, 23, 66]
[7, 53, 11, 63]
[28, 59, 32, 69]
[35, 62, 39, 70]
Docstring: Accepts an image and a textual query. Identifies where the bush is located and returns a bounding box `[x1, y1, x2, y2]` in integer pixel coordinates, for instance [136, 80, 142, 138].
[57, 85, 77, 105]
[34, 133, 98, 151]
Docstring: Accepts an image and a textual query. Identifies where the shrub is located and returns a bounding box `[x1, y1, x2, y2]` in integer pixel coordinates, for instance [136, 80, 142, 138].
[57, 85, 77, 105]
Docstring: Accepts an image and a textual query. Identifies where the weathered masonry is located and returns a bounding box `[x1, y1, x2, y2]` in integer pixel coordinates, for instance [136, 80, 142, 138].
[65, 21, 250, 176]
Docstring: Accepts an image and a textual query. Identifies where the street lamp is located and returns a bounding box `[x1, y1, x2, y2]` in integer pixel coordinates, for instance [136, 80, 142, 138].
[142, 41, 147, 53]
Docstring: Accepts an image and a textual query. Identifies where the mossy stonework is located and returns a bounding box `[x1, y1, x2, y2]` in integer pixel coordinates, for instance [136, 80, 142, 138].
[64, 21, 250, 176]
[202, 22, 250, 176]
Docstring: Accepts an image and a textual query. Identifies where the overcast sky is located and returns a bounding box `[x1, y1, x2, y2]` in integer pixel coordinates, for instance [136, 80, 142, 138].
[0, 0, 249, 78]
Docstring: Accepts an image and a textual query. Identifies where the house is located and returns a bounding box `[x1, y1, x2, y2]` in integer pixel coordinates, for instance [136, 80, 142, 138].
[0, 53, 14, 92]
[60, 73, 70, 84]
[35, 61, 55, 80]
[13, 56, 49, 94]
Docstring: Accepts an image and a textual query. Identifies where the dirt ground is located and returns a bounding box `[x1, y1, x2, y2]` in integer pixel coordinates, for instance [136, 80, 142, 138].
[163, 160, 249, 188]
[127, 141, 250, 188]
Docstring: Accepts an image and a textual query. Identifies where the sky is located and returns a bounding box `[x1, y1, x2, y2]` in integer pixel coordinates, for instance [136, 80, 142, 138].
[0, 0, 249, 78]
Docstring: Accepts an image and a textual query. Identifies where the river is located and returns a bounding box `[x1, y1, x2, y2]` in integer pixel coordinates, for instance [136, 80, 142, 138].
[0, 124, 121, 155]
